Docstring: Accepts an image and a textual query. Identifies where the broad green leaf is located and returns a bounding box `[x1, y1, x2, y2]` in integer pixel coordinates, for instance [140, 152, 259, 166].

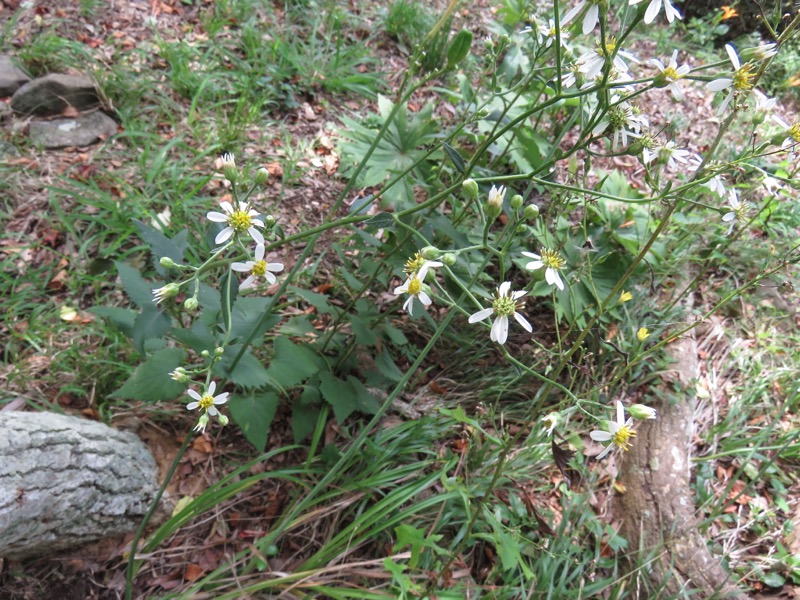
[227, 391, 279, 452]
[348, 376, 380, 414]
[375, 350, 404, 382]
[264, 338, 321, 389]
[229, 296, 280, 342]
[116, 261, 156, 308]
[364, 212, 395, 230]
[292, 387, 321, 442]
[319, 371, 356, 423]
[348, 314, 379, 346]
[446, 30, 473, 68]
[89, 306, 136, 338]
[133, 219, 187, 275]
[215, 345, 273, 389]
[289, 286, 337, 315]
[132, 306, 172, 354]
[171, 319, 216, 354]
[110, 347, 186, 402]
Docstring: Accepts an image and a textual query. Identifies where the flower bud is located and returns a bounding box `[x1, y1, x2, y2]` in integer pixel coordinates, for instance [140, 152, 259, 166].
[264, 214, 277, 227]
[159, 256, 176, 268]
[214, 346, 225, 356]
[201, 350, 211, 358]
[421, 246, 440, 260]
[152, 282, 181, 305]
[510, 194, 523, 210]
[254, 167, 269, 185]
[628, 404, 657, 420]
[442, 252, 457, 266]
[219, 152, 238, 183]
[462, 178, 479, 199]
[524, 204, 540, 220]
[184, 297, 199, 311]
[217, 414, 229, 427]
[516, 224, 528, 234]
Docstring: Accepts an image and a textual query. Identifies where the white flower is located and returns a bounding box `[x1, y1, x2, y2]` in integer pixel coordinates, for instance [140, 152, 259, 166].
[576, 38, 639, 80]
[772, 116, 800, 150]
[186, 381, 229, 417]
[722, 188, 749, 235]
[193, 414, 210, 434]
[590, 401, 635, 459]
[750, 89, 777, 125]
[750, 42, 778, 61]
[522, 249, 566, 290]
[539, 17, 570, 49]
[394, 263, 438, 316]
[650, 50, 691, 101]
[542, 413, 560, 436]
[655, 141, 691, 171]
[152, 282, 180, 305]
[563, 0, 601, 35]
[762, 175, 782, 196]
[468, 281, 533, 345]
[592, 97, 648, 149]
[629, 0, 681, 24]
[487, 184, 507, 209]
[706, 44, 756, 114]
[207, 200, 266, 245]
[231, 244, 284, 289]
[628, 404, 658, 420]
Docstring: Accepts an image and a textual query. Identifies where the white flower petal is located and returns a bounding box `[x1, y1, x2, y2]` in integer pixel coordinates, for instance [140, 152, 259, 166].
[240, 275, 257, 289]
[513, 312, 533, 333]
[526, 260, 544, 271]
[644, 0, 661, 24]
[498, 281, 512, 297]
[215, 227, 234, 244]
[213, 393, 229, 405]
[231, 261, 253, 272]
[615, 400, 625, 425]
[725, 44, 740, 70]
[207, 211, 229, 223]
[418, 291, 432, 306]
[249, 227, 265, 245]
[590, 430, 612, 442]
[220, 201, 234, 214]
[187, 401, 200, 410]
[267, 263, 284, 273]
[187, 389, 202, 401]
[706, 78, 732, 92]
[469, 307, 495, 323]
[491, 316, 509, 344]
[254, 244, 266, 261]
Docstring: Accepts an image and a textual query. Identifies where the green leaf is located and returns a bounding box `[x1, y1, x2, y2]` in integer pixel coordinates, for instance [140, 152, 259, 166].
[132, 306, 172, 354]
[171, 319, 216, 354]
[229, 296, 280, 342]
[446, 29, 473, 68]
[383, 322, 409, 346]
[375, 350, 404, 382]
[348, 376, 381, 414]
[363, 212, 395, 230]
[227, 391, 279, 452]
[348, 314, 379, 346]
[89, 306, 136, 338]
[110, 347, 186, 402]
[133, 219, 187, 275]
[264, 338, 321, 389]
[319, 371, 356, 423]
[290, 286, 337, 315]
[442, 142, 466, 174]
[292, 387, 321, 442]
[116, 261, 155, 308]
[215, 346, 273, 389]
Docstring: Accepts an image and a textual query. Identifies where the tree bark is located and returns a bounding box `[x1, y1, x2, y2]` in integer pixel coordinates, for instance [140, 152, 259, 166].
[618, 328, 748, 599]
[0, 411, 158, 560]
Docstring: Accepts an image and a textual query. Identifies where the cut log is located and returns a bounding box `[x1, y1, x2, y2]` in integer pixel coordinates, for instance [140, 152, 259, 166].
[0, 411, 158, 560]
[618, 328, 748, 599]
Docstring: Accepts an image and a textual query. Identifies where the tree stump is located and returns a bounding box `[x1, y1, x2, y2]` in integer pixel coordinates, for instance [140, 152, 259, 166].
[618, 328, 748, 599]
[0, 411, 158, 560]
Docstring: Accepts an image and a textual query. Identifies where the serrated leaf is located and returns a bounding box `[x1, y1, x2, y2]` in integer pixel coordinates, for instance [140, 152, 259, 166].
[89, 306, 137, 338]
[132, 306, 172, 354]
[363, 212, 395, 230]
[116, 261, 156, 308]
[215, 345, 273, 389]
[227, 391, 279, 452]
[229, 296, 280, 343]
[264, 338, 320, 389]
[442, 142, 466, 174]
[375, 350, 404, 382]
[348, 314, 379, 346]
[290, 286, 337, 316]
[171, 319, 216, 354]
[348, 376, 380, 414]
[319, 371, 357, 423]
[133, 219, 187, 275]
[110, 347, 186, 402]
[292, 387, 321, 442]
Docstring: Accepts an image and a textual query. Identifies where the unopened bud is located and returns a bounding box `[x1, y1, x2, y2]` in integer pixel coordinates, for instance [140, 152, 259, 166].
[524, 204, 540, 220]
[421, 246, 440, 260]
[462, 178, 479, 199]
[159, 256, 176, 268]
[628, 404, 657, 420]
[214, 346, 225, 356]
[510, 194, 523, 210]
[201, 350, 211, 358]
[264, 214, 276, 227]
[217, 414, 229, 427]
[442, 252, 457, 266]
[254, 167, 270, 185]
[516, 224, 527, 234]
[184, 297, 198, 311]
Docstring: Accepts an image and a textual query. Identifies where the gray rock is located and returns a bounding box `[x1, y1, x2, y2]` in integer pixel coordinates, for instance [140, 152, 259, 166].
[0, 141, 19, 158]
[11, 73, 100, 117]
[0, 55, 31, 97]
[29, 111, 117, 148]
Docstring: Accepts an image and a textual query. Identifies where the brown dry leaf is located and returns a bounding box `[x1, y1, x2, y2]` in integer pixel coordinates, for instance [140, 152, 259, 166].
[183, 563, 204, 582]
[266, 162, 283, 177]
[192, 436, 214, 454]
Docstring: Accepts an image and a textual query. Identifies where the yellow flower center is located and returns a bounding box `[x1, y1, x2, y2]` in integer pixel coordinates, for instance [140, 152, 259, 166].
[407, 277, 422, 296]
[404, 252, 426, 275]
[733, 64, 755, 91]
[492, 294, 520, 318]
[603, 36, 618, 55]
[198, 394, 215, 410]
[662, 66, 681, 81]
[549, 26, 556, 37]
[251, 260, 267, 277]
[734, 201, 750, 223]
[541, 248, 566, 270]
[789, 122, 800, 142]
[228, 209, 252, 233]
[612, 426, 635, 451]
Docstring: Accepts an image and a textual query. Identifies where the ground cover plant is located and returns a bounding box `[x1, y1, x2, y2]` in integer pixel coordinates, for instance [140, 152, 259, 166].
[0, 0, 799, 598]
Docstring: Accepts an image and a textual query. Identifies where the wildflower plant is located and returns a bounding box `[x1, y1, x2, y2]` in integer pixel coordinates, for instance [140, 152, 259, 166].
[97, 2, 800, 595]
